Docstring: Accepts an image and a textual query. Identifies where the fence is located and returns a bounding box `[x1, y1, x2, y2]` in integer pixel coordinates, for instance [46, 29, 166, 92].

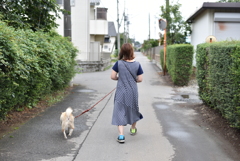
[143, 45, 164, 70]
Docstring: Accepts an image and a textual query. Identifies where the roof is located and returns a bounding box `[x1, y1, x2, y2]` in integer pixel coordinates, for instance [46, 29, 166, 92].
[186, 2, 240, 23]
[108, 22, 117, 37]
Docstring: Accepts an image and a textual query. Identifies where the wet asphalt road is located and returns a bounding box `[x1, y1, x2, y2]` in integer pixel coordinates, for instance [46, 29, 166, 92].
[0, 52, 239, 161]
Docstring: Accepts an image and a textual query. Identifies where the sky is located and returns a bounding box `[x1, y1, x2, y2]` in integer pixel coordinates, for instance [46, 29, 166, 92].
[99, 0, 217, 43]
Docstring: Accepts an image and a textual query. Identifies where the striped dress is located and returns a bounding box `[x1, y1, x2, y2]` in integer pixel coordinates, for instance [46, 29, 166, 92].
[112, 60, 143, 126]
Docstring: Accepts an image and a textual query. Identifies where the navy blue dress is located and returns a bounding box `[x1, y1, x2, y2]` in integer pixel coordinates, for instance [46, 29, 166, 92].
[112, 60, 143, 126]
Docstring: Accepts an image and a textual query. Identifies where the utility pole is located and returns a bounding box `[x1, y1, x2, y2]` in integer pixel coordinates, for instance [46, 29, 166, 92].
[149, 13, 150, 40]
[159, 19, 167, 76]
[64, 0, 72, 41]
[166, 0, 170, 43]
[127, 20, 129, 43]
[123, 0, 126, 43]
[117, 0, 120, 52]
[124, 11, 126, 43]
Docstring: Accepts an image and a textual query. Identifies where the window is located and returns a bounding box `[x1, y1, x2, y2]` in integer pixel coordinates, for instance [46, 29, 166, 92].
[97, 8, 108, 20]
[71, 0, 75, 6]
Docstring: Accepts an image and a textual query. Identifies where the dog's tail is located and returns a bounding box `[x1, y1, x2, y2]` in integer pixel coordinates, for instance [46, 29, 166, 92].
[66, 107, 73, 116]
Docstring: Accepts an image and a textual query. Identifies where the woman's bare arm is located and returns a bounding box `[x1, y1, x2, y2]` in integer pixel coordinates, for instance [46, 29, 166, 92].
[111, 70, 118, 80]
[137, 74, 143, 82]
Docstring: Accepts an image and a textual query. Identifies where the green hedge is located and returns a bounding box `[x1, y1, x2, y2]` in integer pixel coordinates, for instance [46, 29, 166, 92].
[166, 44, 193, 86]
[0, 21, 78, 119]
[195, 43, 212, 105]
[196, 41, 240, 128]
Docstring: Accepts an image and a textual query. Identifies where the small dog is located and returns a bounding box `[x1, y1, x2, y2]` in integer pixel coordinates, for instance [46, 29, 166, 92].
[60, 107, 75, 139]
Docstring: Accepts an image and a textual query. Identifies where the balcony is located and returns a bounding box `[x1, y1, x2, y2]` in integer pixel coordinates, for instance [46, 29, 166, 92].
[90, 20, 108, 35]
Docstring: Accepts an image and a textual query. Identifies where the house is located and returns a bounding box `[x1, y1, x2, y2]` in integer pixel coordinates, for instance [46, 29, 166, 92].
[56, 0, 115, 72]
[186, 2, 240, 66]
[102, 22, 117, 59]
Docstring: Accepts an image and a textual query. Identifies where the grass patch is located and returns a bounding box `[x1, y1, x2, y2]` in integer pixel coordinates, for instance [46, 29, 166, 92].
[42, 89, 69, 107]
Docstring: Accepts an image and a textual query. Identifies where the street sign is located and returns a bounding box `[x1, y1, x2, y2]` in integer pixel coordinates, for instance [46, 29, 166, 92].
[158, 19, 167, 76]
[159, 19, 167, 31]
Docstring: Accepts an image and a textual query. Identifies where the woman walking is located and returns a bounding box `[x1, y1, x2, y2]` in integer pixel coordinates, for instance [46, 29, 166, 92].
[111, 43, 143, 143]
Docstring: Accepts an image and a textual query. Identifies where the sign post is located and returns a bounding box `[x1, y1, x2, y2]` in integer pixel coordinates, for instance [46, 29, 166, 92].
[159, 19, 167, 76]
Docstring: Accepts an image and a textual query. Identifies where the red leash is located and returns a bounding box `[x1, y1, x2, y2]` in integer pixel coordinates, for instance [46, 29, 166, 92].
[75, 88, 116, 118]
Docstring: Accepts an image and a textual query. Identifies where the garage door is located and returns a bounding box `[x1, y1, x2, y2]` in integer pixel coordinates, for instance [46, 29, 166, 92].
[214, 12, 240, 41]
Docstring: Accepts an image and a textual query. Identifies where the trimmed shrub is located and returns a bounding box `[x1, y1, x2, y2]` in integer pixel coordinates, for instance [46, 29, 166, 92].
[196, 41, 240, 128]
[196, 43, 212, 106]
[0, 21, 78, 119]
[166, 44, 193, 86]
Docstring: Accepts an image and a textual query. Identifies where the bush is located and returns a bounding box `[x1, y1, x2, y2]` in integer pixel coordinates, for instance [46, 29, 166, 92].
[0, 21, 78, 119]
[196, 43, 212, 105]
[166, 44, 193, 86]
[196, 41, 240, 128]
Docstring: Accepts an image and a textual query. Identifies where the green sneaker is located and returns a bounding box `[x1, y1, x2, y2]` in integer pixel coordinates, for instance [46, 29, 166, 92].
[130, 128, 137, 135]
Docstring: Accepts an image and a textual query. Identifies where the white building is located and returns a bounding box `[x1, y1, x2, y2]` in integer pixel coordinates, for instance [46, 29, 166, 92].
[56, 0, 109, 61]
[102, 22, 117, 58]
[186, 2, 240, 66]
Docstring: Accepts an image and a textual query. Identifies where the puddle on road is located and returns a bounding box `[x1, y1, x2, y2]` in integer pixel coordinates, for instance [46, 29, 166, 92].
[167, 130, 191, 140]
[76, 89, 96, 93]
[181, 95, 189, 98]
[171, 94, 202, 103]
[156, 104, 169, 110]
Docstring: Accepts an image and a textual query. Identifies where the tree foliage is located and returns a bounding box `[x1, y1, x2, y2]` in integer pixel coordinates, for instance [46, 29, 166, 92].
[142, 39, 159, 50]
[160, 0, 191, 45]
[0, 20, 78, 118]
[0, 0, 62, 32]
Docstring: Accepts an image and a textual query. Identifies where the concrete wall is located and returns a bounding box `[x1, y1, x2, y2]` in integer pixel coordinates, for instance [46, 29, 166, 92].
[90, 6, 95, 20]
[72, 0, 90, 61]
[94, 35, 105, 45]
[77, 58, 111, 73]
[143, 46, 164, 70]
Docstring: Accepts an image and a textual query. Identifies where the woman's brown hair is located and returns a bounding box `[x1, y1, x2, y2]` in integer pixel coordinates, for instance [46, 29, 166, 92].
[118, 43, 135, 60]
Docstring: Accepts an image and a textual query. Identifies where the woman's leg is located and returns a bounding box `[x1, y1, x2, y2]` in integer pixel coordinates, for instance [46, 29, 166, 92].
[118, 125, 124, 135]
[131, 122, 137, 129]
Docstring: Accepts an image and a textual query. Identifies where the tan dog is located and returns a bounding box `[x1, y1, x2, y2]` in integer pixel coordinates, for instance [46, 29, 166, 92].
[60, 107, 75, 139]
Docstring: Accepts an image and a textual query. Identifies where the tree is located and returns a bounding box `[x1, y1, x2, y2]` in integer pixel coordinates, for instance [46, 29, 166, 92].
[134, 41, 141, 47]
[0, 0, 63, 32]
[142, 39, 159, 50]
[160, 0, 191, 45]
